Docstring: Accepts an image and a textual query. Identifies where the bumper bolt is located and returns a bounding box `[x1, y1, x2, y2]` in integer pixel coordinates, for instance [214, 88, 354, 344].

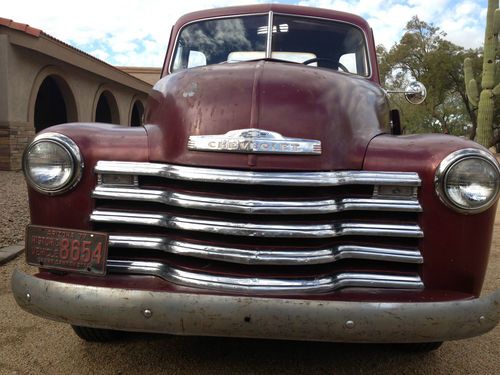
[142, 309, 153, 319]
[479, 315, 486, 324]
[344, 320, 355, 329]
[26, 293, 31, 302]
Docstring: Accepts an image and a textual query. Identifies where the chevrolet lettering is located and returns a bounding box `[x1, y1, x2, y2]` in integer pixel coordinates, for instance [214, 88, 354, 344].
[12, 4, 500, 350]
[188, 128, 322, 154]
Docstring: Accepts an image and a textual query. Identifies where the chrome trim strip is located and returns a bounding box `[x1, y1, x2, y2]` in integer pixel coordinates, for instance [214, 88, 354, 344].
[95, 161, 421, 187]
[91, 210, 424, 238]
[93, 185, 422, 214]
[13, 270, 500, 343]
[107, 259, 424, 293]
[266, 11, 273, 58]
[109, 235, 424, 265]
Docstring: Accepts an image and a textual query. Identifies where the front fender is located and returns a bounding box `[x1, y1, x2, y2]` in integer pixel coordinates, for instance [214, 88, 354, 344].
[364, 134, 497, 296]
[27, 123, 149, 230]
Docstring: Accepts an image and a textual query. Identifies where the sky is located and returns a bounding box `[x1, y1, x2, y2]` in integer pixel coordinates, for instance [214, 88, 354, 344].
[2, 0, 489, 67]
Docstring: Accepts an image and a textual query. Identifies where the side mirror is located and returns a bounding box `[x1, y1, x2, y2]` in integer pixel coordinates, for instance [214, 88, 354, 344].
[386, 81, 427, 105]
[404, 81, 427, 105]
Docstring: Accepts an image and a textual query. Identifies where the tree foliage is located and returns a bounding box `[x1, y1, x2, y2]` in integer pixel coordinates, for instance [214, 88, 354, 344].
[378, 16, 479, 137]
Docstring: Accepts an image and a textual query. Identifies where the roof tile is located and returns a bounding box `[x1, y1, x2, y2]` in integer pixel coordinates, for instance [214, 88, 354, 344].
[0, 17, 41, 37]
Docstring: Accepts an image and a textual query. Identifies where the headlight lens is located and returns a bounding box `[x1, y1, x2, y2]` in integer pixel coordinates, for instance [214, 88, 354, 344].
[435, 149, 500, 213]
[23, 133, 83, 194]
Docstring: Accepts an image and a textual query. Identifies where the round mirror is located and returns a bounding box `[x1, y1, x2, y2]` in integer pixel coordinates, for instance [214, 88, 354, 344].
[404, 81, 427, 105]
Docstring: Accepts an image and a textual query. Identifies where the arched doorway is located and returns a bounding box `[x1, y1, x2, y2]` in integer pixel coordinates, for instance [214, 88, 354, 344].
[95, 90, 120, 124]
[130, 100, 144, 126]
[34, 75, 77, 133]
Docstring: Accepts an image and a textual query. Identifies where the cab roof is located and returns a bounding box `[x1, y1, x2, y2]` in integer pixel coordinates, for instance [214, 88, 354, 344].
[174, 4, 371, 30]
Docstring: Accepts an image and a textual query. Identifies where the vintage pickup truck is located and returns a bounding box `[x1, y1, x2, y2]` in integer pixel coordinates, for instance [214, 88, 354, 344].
[12, 4, 500, 350]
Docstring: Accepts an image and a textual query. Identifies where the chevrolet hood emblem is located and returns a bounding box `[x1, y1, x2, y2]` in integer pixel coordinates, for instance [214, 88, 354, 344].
[188, 128, 322, 155]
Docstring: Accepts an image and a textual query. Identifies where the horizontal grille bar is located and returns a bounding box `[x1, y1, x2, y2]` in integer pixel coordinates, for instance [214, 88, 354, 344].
[108, 260, 424, 294]
[93, 186, 422, 215]
[91, 210, 424, 238]
[109, 235, 423, 265]
[95, 161, 421, 187]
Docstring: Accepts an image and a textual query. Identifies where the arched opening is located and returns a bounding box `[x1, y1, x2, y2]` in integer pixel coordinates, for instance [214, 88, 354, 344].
[130, 100, 144, 126]
[96, 94, 112, 123]
[34, 76, 76, 133]
[95, 90, 119, 124]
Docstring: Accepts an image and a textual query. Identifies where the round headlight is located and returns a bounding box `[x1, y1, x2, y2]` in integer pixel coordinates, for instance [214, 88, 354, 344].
[435, 149, 500, 213]
[23, 133, 83, 195]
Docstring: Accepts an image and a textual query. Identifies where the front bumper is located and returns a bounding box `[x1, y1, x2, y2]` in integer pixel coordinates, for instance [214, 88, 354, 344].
[12, 269, 500, 343]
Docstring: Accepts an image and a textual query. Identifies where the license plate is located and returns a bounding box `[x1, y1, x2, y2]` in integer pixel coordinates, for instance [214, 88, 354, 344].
[26, 225, 109, 276]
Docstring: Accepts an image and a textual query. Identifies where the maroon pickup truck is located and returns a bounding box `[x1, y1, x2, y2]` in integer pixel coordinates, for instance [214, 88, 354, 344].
[12, 4, 500, 350]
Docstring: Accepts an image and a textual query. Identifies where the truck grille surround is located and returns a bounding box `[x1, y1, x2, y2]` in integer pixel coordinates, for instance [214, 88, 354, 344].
[91, 161, 424, 295]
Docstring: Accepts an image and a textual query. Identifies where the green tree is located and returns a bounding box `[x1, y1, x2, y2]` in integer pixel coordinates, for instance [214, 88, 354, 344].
[379, 17, 477, 137]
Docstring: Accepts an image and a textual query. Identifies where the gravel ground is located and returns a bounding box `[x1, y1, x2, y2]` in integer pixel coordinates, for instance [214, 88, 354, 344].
[0, 171, 29, 248]
[0, 170, 499, 375]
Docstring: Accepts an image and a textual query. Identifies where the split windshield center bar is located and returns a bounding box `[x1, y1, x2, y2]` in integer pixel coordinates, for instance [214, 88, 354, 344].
[266, 11, 273, 58]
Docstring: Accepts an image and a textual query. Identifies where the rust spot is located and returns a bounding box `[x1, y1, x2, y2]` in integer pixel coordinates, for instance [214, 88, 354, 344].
[182, 82, 198, 98]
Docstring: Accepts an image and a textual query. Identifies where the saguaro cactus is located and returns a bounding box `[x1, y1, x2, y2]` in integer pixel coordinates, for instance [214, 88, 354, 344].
[464, 0, 500, 147]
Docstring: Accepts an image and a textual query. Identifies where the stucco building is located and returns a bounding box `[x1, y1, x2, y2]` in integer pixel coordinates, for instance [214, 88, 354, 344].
[119, 67, 162, 86]
[0, 17, 161, 171]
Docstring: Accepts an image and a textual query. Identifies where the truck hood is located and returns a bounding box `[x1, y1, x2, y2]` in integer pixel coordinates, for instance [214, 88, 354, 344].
[145, 60, 390, 171]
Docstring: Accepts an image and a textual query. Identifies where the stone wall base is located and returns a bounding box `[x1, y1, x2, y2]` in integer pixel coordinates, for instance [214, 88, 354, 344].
[0, 122, 34, 171]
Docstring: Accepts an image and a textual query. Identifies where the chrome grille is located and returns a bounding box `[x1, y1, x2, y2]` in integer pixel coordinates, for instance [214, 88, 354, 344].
[92, 161, 424, 294]
[91, 210, 423, 238]
[95, 161, 421, 186]
[108, 260, 423, 294]
[93, 185, 422, 214]
[108, 235, 423, 265]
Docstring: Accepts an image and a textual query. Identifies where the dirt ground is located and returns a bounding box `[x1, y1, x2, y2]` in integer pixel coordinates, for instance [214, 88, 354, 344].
[0, 172, 29, 248]
[0, 172, 499, 375]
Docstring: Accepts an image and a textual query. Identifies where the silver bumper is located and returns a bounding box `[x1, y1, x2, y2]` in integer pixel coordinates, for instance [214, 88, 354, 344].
[11, 269, 500, 343]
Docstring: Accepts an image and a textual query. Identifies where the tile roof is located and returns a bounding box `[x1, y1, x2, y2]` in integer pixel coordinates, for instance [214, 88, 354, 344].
[0, 17, 41, 37]
[0, 16, 106, 63]
[0, 16, 154, 84]
[0, 16, 156, 87]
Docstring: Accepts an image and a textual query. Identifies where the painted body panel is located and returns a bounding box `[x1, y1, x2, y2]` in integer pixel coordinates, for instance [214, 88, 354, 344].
[146, 61, 389, 170]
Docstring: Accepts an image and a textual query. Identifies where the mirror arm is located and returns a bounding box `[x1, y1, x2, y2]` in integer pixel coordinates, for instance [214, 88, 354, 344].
[386, 90, 407, 94]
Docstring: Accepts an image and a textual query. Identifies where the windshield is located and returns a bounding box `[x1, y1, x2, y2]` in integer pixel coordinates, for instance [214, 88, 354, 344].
[171, 13, 370, 76]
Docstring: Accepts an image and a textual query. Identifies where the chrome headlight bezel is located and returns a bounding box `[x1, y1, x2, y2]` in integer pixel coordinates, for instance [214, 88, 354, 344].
[23, 132, 84, 195]
[434, 148, 500, 214]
